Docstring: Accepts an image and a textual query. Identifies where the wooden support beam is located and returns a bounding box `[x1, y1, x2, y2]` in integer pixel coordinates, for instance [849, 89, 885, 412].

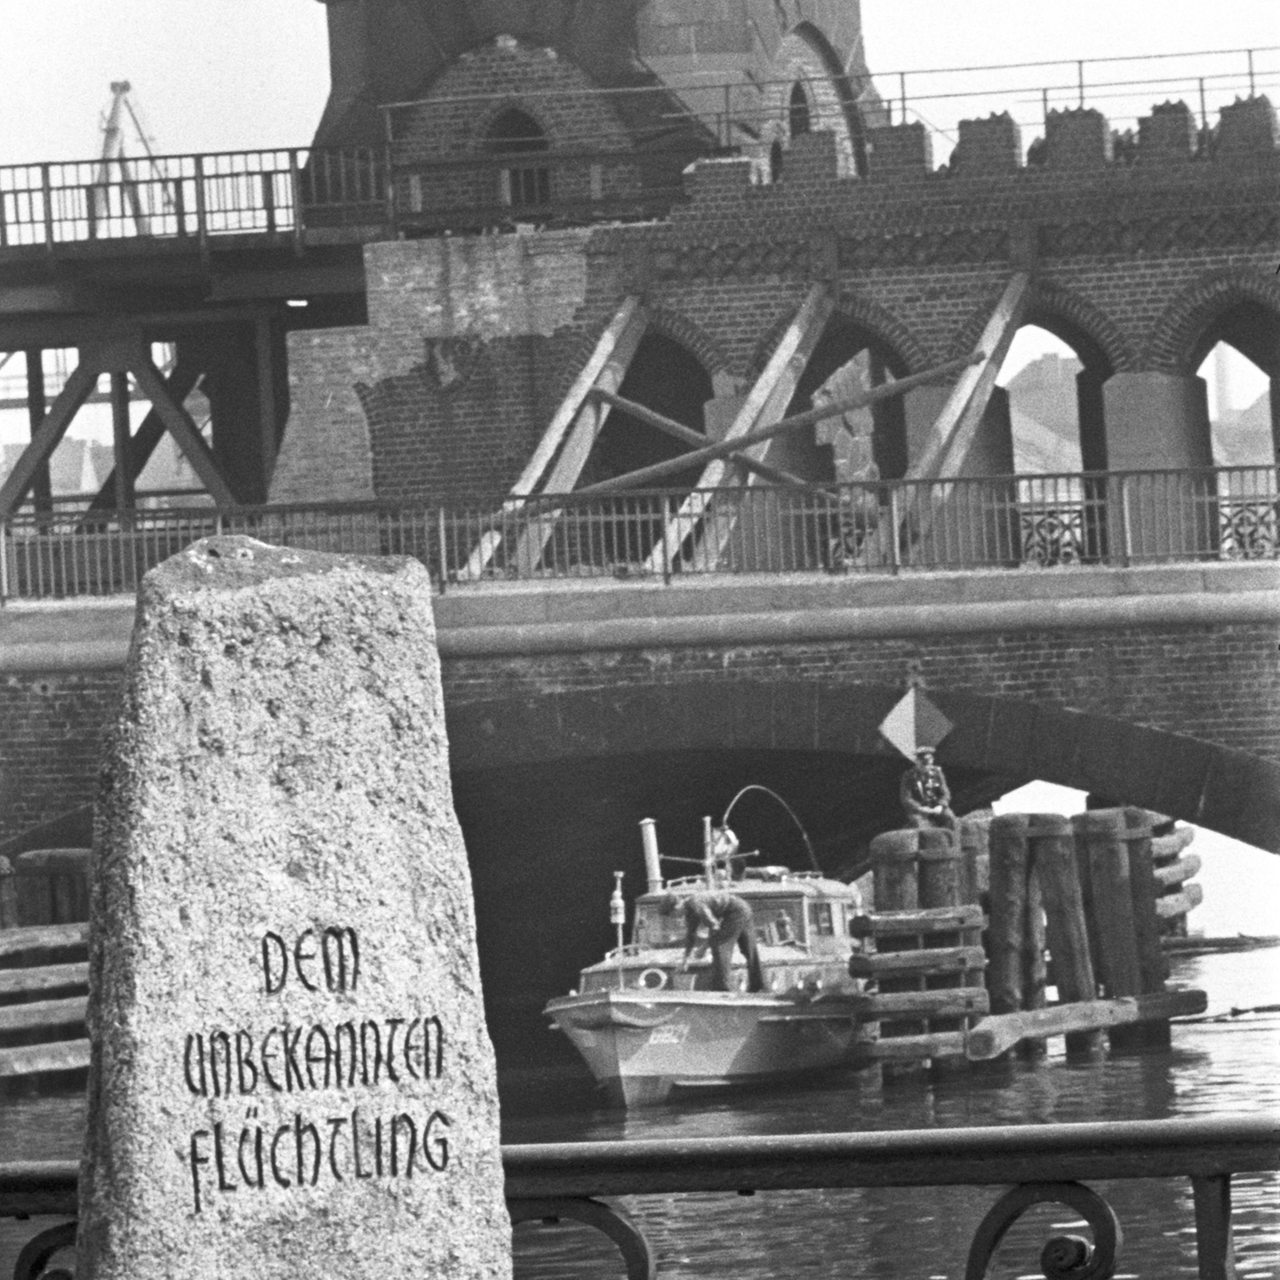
[640, 283, 833, 571]
[590, 387, 814, 489]
[580, 352, 983, 499]
[465, 298, 645, 576]
[509, 306, 648, 574]
[131, 356, 238, 507]
[964, 988, 1208, 1061]
[0, 357, 100, 517]
[908, 272, 1031, 482]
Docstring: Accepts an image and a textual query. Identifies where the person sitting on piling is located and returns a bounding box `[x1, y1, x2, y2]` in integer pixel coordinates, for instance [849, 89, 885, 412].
[899, 747, 957, 831]
[666, 890, 765, 992]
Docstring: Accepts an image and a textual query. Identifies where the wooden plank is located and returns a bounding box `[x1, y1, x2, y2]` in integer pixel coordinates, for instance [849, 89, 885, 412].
[849, 905, 985, 937]
[591, 387, 812, 488]
[0, 1038, 91, 1079]
[511, 306, 649, 573]
[465, 297, 644, 576]
[1152, 827, 1196, 861]
[0, 963, 89, 998]
[851, 987, 989, 1018]
[0, 923, 88, 960]
[0, 995, 87, 1034]
[1154, 853, 1201, 887]
[131, 357, 238, 507]
[858, 1029, 967, 1060]
[907, 272, 1030, 482]
[964, 989, 1208, 1061]
[847, 945, 987, 977]
[0, 357, 100, 516]
[641, 283, 832, 572]
[1156, 883, 1204, 919]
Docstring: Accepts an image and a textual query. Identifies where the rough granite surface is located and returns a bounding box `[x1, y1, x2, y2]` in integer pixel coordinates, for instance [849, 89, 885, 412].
[79, 536, 511, 1280]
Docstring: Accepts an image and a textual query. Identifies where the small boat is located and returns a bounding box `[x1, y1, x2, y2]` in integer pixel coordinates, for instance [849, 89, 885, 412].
[545, 809, 870, 1107]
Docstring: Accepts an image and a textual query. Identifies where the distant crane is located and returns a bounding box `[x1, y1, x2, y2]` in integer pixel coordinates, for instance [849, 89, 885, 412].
[91, 80, 172, 238]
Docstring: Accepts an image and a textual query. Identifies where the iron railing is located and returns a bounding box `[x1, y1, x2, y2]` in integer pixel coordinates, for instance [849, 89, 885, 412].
[1, 1116, 1275, 1278]
[0, 48, 1274, 255]
[1, 467, 1275, 603]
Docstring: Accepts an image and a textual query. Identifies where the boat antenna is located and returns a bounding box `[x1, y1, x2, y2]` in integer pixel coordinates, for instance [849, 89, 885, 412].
[720, 785, 821, 872]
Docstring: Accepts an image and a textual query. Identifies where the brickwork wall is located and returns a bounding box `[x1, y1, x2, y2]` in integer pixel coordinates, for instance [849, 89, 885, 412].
[439, 620, 1280, 767]
[6, 614, 1273, 848]
[289, 77, 1280, 510]
[0, 669, 122, 847]
[270, 328, 377, 503]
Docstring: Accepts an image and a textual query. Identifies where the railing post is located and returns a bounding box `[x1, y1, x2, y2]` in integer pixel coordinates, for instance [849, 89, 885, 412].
[194, 154, 208, 258]
[436, 505, 448, 592]
[660, 494, 672, 585]
[261, 171, 276, 236]
[0, 518, 9, 604]
[41, 164, 55, 251]
[384, 145, 398, 238]
[887, 485, 901, 574]
[289, 150, 304, 256]
[1118, 474, 1134, 566]
[899, 72, 908, 126]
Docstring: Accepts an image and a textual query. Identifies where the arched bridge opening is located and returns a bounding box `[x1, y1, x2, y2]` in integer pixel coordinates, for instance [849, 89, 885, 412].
[443, 678, 1280, 1079]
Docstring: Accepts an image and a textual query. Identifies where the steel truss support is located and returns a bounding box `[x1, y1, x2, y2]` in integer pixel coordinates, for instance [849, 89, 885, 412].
[0, 335, 237, 519]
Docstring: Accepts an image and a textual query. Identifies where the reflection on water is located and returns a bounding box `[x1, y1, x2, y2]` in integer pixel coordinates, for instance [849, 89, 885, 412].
[3, 951, 1278, 1278]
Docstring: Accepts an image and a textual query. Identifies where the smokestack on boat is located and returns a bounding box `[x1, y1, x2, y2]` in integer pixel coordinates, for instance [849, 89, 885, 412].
[640, 818, 663, 892]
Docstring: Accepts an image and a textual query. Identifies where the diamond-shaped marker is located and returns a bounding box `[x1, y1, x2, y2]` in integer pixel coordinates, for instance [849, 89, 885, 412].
[879, 687, 953, 761]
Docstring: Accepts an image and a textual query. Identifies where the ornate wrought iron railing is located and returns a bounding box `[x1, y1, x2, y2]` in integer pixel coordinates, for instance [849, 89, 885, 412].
[1, 1116, 1275, 1279]
[0, 466, 1275, 602]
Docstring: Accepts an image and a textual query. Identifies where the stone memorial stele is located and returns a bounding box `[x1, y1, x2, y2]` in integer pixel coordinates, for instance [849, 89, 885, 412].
[79, 536, 511, 1280]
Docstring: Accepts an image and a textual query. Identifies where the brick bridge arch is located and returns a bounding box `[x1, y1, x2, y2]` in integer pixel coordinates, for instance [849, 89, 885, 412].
[642, 303, 735, 384]
[445, 680, 1280, 851]
[949, 279, 1136, 375]
[1148, 267, 1280, 375]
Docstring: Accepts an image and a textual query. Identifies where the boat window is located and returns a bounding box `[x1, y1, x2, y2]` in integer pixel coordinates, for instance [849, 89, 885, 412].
[808, 902, 835, 935]
[633, 902, 686, 948]
[761, 900, 803, 945]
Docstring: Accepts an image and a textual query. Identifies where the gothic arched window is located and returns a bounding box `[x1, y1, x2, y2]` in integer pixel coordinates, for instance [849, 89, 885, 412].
[789, 83, 812, 137]
[485, 107, 551, 209]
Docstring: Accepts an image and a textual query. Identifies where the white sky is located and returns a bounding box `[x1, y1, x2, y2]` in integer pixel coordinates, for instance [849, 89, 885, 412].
[0, 2, 1273, 418]
[0, 2, 1273, 163]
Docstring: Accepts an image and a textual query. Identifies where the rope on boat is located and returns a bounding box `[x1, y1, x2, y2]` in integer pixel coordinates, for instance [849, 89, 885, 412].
[720, 785, 822, 873]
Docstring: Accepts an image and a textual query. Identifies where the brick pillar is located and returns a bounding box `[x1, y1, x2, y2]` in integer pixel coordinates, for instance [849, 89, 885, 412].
[1102, 372, 1214, 561]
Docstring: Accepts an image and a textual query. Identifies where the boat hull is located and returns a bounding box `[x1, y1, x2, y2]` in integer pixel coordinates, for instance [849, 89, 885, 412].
[546, 989, 863, 1106]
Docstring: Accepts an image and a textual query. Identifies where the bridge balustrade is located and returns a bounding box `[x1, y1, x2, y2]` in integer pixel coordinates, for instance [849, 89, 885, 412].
[0, 466, 1274, 602]
[1, 1116, 1275, 1277]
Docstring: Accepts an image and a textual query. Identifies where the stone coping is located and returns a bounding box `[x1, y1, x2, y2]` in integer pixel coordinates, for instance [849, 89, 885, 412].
[2, 561, 1277, 669]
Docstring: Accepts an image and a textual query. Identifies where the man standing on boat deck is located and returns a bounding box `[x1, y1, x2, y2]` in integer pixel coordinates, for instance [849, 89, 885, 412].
[671, 890, 766, 992]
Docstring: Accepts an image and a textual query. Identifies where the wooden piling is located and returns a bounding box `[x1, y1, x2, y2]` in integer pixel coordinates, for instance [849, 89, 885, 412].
[1115, 808, 1171, 1051]
[986, 814, 1028, 1020]
[917, 828, 962, 909]
[0, 857, 16, 930]
[1074, 808, 1147, 1054]
[958, 818, 990, 905]
[1027, 813, 1101, 1059]
[1019, 860, 1048, 1059]
[858, 830, 987, 1078]
[870, 829, 919, 912]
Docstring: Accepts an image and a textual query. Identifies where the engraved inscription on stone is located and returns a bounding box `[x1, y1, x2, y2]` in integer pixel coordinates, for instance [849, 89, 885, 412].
[79, 538, 511, 1280]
